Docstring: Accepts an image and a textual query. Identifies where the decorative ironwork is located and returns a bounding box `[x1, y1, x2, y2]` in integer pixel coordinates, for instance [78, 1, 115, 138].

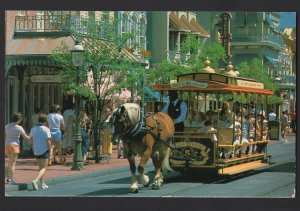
[14, 15, 110, 38]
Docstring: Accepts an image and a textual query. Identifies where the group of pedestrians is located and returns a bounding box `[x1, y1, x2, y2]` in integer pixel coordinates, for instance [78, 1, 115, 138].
[5, 104, 67, 190]
[5, 103, 122, 190]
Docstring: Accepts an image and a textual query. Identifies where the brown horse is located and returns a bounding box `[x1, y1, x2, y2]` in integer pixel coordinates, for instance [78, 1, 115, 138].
[111, 103, 174, 193]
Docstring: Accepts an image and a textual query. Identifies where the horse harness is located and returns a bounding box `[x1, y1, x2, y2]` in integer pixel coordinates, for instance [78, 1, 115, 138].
[118, 110, 194, 161]
[119, 111, 162, 142]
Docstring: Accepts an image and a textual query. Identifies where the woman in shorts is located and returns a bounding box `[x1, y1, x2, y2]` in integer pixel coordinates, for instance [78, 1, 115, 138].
[47, 104, 65, 165]
[30, 113, 52, 190]
[5, 112, 30, 184]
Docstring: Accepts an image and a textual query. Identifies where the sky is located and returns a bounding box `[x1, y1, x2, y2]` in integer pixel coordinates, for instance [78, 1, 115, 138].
[279, 12, 296, 28]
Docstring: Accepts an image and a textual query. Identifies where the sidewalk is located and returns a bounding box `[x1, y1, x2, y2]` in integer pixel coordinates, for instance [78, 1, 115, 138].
[5, 145, 129, 193]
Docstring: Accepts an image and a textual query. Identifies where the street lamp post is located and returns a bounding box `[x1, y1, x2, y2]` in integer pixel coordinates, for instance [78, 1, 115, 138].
[70, 40, 84, 170]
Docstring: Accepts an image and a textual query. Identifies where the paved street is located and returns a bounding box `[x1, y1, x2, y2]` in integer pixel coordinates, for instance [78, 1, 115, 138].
[5, 134, 296, 197]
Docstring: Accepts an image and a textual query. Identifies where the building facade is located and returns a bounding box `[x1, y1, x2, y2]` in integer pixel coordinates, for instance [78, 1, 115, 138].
[5, 10, 147, 131]
[147, 11, 210, 66]
[197, 11, 296, 113]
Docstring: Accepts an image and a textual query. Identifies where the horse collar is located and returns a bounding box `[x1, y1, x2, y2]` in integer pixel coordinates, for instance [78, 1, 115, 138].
[120, 112, 146, 141]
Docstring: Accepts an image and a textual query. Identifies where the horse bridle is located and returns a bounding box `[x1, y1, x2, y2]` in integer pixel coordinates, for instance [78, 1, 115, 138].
[112, 106, 131, 135]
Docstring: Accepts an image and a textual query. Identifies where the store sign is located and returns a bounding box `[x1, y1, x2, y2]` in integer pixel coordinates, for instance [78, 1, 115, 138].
[171, 81, 208, 88]
[30, 75, 61, 83]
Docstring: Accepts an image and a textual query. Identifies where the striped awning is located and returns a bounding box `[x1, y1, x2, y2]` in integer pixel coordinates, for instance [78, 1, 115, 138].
[169, 12, 210, 38]
[190, 18, 210, 38]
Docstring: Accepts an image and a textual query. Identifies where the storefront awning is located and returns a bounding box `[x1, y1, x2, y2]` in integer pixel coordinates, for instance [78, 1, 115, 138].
[180, 16, 210, 38]
[5, 36, 75, 67]
[190, 18, 210, 38]
[169, 12, 210, 38]
[79, 37, 143, 63]
[5, 35, 144, 67]
[264, 55, 278, 67]
[169, 12, 190, 32]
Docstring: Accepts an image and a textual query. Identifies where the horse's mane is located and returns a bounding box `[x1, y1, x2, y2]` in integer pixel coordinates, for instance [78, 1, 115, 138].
[123, 103, 140, 127]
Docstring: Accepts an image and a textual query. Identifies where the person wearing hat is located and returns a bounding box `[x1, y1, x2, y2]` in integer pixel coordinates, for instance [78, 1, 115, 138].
[161, 90, 187, 132]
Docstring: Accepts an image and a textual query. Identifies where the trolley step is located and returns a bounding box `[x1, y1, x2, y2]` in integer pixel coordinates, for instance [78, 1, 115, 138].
[218, 160, 268, 175]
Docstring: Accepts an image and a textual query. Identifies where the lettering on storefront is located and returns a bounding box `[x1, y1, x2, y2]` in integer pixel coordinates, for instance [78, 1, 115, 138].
[30, 75, 61, 83]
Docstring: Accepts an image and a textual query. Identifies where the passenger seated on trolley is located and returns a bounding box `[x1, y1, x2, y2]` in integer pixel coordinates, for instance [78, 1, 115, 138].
[191, 111, 205, 128]
[240, 114, 255, 156]
[200, 120, 217, 142]
[227, 114, 242, 158]
[256, 113, 269, 153]
[257, 113, 268, 139]
[248, 112, 260, 154]
[205, 110, 218, 128]
[221, 101, 232, 118]
[184, 110, 195, 127]
[218, 110, 230, 128]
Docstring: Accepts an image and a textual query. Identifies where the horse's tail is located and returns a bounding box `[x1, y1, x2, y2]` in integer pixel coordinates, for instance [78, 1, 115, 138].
[162, 146, 174, 173]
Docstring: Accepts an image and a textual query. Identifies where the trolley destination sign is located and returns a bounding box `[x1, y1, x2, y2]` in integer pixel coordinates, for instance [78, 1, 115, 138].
[171, 81, 208, 89]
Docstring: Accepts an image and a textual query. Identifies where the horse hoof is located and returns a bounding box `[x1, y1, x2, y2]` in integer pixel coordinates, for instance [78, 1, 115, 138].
[151, 184, 160, 190]
[143, 180, 151, 187]
[129, 188, 139, 193]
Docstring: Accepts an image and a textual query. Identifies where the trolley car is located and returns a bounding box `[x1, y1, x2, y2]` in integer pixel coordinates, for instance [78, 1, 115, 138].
[152, 59, 274, 175]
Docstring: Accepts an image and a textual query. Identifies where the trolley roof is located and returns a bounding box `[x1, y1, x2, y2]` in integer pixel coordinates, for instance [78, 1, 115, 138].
[152, 72, 274, 95]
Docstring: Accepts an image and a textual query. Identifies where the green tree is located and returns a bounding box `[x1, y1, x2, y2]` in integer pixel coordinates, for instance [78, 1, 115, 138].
[237, 59, 283, 105]
[147, 34, 226, 84]
[50, 15, 145, 114]
[50, 14, 146, 162]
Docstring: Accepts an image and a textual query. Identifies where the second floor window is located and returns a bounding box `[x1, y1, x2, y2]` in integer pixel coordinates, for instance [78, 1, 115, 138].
[121, 12, 129, 41]
[130, 15, 138, 52]
[139, 17, 146, 51]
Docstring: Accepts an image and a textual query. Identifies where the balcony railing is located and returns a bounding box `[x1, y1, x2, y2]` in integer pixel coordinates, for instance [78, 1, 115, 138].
[14, 15, 109, 38]
[168, 50, 190, 64]
[15, 15, 71, 33]
[233, 33, 284, 48]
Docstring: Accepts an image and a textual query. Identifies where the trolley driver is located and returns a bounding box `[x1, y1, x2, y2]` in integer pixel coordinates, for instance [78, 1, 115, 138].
[161, 90, 187, 132]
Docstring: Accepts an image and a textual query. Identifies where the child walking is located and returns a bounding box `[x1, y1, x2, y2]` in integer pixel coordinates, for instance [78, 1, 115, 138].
[29, 113, 52, 190]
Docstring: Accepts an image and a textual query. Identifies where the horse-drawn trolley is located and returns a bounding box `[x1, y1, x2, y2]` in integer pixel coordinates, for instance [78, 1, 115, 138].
[152, 60, 274, 175]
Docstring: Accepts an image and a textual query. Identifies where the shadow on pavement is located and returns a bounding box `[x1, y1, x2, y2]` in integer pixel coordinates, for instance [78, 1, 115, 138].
[98, 177, 132, 184]
[260, 161, 295, 173]
[99, 171, 156, 185]
[81, 188, 130, 196]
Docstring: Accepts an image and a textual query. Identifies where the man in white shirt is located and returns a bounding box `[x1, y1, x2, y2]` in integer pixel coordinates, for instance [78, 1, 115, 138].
[47, 104, 65, 165]
[268, 109, 276, 121]
[161, 91, 187, 132]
